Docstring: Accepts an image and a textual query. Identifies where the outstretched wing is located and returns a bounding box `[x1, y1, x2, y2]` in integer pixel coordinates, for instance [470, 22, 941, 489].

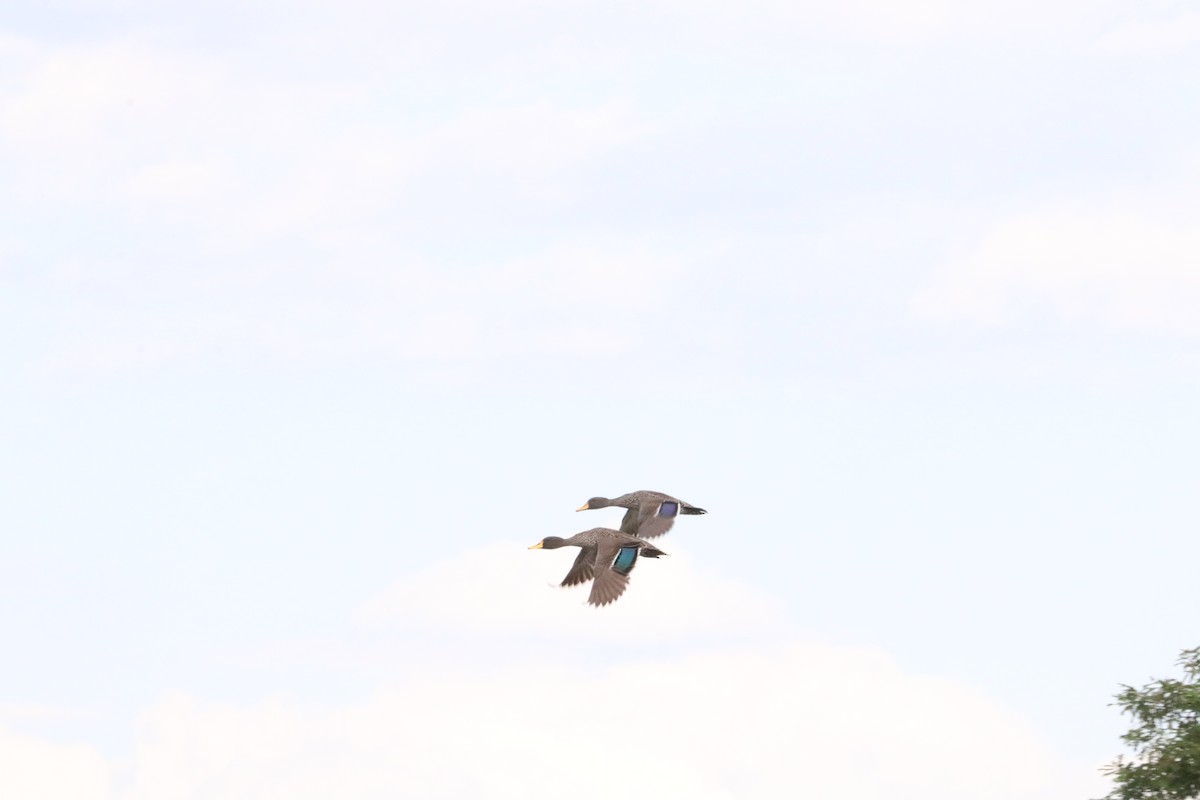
[560, 545, 597, 587]
[632, 497, 680, 539]
[618, 506, 640, 535]
[588, 540, 637, 606]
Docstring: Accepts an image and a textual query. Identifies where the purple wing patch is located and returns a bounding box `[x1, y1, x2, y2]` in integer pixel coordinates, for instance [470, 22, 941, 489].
[658, 501, 679, 518]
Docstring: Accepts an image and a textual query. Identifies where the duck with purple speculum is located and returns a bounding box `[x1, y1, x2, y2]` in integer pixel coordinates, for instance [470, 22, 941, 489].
[575, 490, 706, 540]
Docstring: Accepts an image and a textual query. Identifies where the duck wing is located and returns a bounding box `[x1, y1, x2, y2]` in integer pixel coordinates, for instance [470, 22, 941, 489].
[559, 545, 597, 588]
[632, 496, 682, 539]
[588, 539, 639, 607]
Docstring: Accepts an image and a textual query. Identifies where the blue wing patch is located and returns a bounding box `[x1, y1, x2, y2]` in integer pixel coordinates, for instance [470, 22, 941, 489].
[612, 546, 639, 575]
[658, 501, 679, 518]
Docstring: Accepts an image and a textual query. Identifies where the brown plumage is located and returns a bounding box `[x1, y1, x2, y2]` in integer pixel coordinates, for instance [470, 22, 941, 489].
[576, 490, 706, 539]
[528, 527, 666, 607]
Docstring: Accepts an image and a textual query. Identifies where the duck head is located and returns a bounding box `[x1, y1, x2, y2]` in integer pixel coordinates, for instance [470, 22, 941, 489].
[528, 536, 567, 550]
[575, 497, 611, 511]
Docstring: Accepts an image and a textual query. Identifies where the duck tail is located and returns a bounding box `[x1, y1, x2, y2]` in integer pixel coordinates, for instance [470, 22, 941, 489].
[681, 505, 706, 515]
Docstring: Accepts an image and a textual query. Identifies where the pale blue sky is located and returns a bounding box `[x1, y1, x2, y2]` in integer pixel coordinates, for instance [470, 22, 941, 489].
[3, 1, 1199, 796]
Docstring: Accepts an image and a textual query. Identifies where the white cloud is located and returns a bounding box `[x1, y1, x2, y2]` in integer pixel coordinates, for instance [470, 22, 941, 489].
[0, 543, 1108, 800]
[116, 544, 1103, 799]
[0, 31, 678, 375]
[0, 31, 39, 60]
[0, 36, 650, 230]
[1093, 11, 1200, 55]
[354, 541, 789, 642]
[112, 647, 1101, 800]
[0, 703, 90, 724]
[651, 0, 1134, 47]
[300, 0, 1137, 49]
[913, 203, 1200, 335]
[123, 160, 237, 207]
[0, 40, 177, 146]
[0, 726, 109, 800]
[421, 101, 652, 176]
[29, 237, 684, 375]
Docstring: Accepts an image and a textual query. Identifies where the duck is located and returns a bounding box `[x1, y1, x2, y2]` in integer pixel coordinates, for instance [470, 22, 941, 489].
[575, 490, 706, 539]
[528, 527, 666, 607]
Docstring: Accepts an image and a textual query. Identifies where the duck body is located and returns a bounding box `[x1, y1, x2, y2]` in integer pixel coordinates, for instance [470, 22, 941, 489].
[576, 490, 706, 539]
[528, 527, 666, 607]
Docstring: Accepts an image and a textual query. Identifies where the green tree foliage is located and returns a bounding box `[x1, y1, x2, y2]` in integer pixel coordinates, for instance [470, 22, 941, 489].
[1103, 648, 1200, 800]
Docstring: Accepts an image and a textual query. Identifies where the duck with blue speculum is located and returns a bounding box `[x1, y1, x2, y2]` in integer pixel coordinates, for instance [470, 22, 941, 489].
[576, 490, 706, 540]
[528, 527, 667, 607]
